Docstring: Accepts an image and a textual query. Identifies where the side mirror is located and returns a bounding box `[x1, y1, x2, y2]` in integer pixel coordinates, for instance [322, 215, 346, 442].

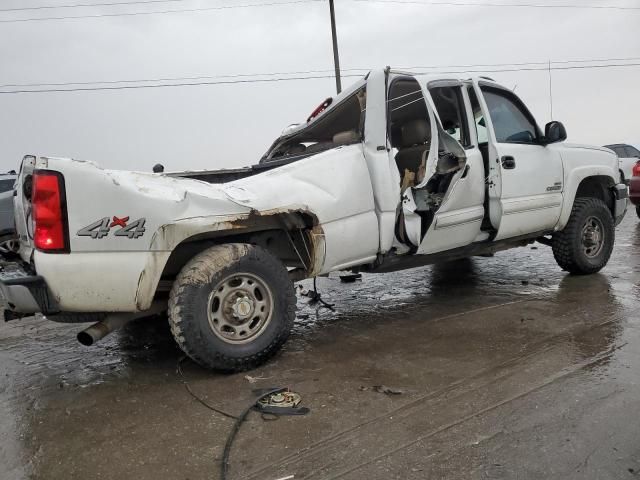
[543, 121, 567, 144]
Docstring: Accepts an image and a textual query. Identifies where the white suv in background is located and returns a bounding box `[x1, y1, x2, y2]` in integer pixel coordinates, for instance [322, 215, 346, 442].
[604, 143, 640, 184]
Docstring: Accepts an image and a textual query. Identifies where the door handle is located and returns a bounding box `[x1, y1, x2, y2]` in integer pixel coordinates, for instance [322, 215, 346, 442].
[501, 156, 516, 169]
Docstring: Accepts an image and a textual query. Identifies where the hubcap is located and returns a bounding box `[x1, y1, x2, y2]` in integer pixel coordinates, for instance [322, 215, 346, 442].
[581, 216, 605, 258]
[207, 273, 273, 344]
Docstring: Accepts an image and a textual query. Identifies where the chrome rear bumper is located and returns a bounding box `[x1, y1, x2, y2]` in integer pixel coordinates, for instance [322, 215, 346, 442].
[0, 260, 57, 314]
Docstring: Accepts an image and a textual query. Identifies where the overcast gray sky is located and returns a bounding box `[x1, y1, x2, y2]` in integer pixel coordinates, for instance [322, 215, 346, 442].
[0, 0, 638, 173]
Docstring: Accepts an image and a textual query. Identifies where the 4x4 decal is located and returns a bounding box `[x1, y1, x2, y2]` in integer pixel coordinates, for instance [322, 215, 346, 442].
[78, 216, 146, 239]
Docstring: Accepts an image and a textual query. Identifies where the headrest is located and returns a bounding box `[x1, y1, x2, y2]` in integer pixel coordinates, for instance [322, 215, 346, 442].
[400, 119, 430, 147]
[332, 130, 360, 145]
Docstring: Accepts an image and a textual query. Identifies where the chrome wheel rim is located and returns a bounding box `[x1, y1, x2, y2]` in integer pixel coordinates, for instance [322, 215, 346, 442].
[581, 216, 605, 258]
[207, 273, 273, 344]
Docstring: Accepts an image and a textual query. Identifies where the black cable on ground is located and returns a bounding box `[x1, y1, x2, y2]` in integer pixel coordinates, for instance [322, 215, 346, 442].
[221, 387, 286, 480]
[176, 356, 238, 420]
[177, 358, 303, 479]
[310, 277, 335, 311]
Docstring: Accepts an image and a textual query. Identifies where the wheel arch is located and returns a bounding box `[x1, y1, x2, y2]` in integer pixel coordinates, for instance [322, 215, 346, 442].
[558, 170, 617, 230]
[135, 209, 325, 310]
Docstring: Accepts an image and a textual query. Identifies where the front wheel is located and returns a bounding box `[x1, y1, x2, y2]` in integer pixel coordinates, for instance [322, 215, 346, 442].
[552, 198, 615, 275]
[636, 205, 640, 220]
[168, 243, 296, 372]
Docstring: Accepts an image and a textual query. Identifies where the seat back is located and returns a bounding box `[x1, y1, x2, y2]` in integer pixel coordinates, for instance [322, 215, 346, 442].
[395, 119, 431, 188]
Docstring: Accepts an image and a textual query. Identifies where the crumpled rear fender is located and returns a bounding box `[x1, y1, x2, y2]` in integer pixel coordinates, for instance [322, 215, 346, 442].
[135, 207, 326, 311]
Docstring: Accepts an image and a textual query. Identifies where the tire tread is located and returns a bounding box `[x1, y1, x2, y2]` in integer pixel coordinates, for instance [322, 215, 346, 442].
[168, 244, 296, 372]
[552, 197, 614, 275]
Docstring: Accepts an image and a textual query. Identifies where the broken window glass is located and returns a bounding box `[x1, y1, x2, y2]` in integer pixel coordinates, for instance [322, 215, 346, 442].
[263, 87, 366, 163]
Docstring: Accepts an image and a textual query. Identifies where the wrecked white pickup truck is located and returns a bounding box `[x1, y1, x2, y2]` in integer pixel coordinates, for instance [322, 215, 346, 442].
[0, 69, 627, 371]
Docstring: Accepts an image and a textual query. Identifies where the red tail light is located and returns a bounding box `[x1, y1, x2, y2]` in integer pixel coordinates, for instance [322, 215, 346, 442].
[32, 170, 69, 252]
[633, 161, 640, 178]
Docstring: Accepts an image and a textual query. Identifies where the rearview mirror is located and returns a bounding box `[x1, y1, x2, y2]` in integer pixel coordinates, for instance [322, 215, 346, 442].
[543, 121, 567, 144]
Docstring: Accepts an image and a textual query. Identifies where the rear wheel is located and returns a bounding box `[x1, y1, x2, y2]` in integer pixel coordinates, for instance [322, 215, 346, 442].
[552, 197, 614, 275]
[636, 205, 640, 219]
[168, 243, 296, 372]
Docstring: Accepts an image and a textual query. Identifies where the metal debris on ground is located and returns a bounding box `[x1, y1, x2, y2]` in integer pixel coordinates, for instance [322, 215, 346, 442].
[360, 385, 405, 395]
[244, 374, 272, 384]
[254, 388, 310, 416]
[222, 387, 309, 480]
[258, 390, 302, 409]
[339, 273, 362, 283]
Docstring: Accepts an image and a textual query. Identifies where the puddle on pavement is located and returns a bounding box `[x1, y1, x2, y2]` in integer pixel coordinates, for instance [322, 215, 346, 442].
[0, 215, 638, 479]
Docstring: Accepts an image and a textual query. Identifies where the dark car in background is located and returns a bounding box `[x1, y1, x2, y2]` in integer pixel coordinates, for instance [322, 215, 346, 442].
[0, 172, 17, 245]
[629, 161, 640, 220]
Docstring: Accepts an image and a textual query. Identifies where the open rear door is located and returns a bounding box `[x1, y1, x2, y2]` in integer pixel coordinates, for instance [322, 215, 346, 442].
[390, 75, 484, 254]
[416, 81, 486, 255]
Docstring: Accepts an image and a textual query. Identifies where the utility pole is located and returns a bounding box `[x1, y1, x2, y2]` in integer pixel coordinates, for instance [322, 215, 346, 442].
[328, 0, 342, 94]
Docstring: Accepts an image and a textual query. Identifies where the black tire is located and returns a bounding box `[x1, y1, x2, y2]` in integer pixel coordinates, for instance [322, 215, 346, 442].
[552, 197, 615, 275]
[636, 205, 640, 220]
[168, 243, 296, 372]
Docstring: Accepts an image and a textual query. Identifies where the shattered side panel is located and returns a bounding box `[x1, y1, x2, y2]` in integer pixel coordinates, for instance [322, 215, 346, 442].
[220, 145, 379, 273]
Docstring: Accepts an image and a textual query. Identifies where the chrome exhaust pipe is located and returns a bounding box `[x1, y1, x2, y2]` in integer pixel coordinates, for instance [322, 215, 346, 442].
[77, 303, 165, 346]
[77, 315, 133, 346]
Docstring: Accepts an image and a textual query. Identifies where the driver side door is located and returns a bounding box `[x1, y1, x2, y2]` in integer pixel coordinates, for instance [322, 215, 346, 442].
[474, 83, 564, 240]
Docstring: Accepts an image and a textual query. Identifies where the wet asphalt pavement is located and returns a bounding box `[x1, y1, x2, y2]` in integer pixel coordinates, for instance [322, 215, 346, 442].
[1, 213, 639, 480]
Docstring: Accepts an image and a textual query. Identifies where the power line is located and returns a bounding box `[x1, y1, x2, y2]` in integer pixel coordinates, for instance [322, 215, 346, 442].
[394, 56, 640, 71]
[0, 0, 186, 13]
[354, 0, 640, 10]
[0, 0, 637, 23]
[407, 62, 640, 76]
[2, 56, 638, 89]
[0, 0, 322, 23]
[0, 68, 367, 89]
[2, 0, 636, 13]
[1, 62, 638, 94]
[0, 73, 363, 94]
